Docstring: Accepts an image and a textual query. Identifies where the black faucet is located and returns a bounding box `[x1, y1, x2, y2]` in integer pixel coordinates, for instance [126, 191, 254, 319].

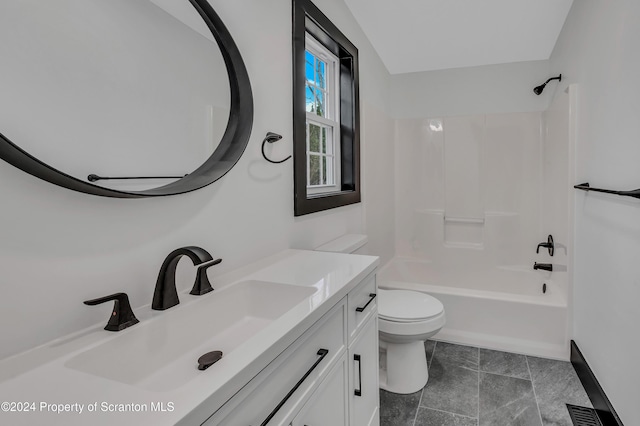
[152, 246, 222, 310]
[533, 262, 553, 272]
[84, 293, 139, 331]
[536, 235, 554, 256]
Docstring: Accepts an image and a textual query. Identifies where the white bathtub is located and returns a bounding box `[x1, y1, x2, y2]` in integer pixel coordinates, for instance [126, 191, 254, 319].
[378, 258, 569, 360]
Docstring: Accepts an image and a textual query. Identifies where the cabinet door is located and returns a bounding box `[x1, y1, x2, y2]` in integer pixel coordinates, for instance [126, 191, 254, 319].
[291, 355, 348, 426]
[349, 316, 380, 426]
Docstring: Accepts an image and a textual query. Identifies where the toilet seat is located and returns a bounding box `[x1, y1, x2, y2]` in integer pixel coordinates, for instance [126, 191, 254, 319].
[378, 310, 446, 337]
[378, 289, 444, 323]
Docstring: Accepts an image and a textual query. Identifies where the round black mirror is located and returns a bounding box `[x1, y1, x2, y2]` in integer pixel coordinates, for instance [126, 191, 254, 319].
[0, 0, 252, 198]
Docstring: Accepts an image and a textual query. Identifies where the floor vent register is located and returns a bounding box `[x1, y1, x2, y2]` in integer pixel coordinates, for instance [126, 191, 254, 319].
[566, 404, 603, 426]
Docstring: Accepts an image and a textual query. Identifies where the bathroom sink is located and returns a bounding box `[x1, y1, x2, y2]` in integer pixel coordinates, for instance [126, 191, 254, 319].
[65, 280, 316, 391]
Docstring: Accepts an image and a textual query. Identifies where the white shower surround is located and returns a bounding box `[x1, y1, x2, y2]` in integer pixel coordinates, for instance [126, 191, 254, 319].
[379, 257, 568, 359]
[392, 99, 575, 360]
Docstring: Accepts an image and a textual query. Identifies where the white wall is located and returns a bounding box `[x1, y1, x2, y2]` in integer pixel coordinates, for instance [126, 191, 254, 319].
[0, 0, 393, 359]
[362, 103, 395, 265]
[551, 1, 640, 423]
[389, 60, 551, 119]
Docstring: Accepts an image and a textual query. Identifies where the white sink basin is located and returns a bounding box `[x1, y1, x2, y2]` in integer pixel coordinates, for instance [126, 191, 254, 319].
[65, 280, 316, 391]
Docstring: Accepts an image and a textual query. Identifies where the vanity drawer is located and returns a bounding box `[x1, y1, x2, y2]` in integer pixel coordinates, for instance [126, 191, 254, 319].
[204, 299, 347, 426]
[347, 272, 377, 342]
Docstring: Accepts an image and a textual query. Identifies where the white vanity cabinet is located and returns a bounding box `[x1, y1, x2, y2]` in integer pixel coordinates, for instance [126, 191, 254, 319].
[347, 274, 380, 426]
[203, 272, 379, 426]
[0, 250, 379, 426]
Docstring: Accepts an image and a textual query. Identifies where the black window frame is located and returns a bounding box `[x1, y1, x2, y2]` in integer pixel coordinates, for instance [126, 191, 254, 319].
[292, 0, 360, 216]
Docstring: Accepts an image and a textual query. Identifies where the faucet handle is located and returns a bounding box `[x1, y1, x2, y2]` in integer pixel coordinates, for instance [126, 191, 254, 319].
[536, 235, 554, 256]
[84, 292, 139, 332]
[190, 258, 222, 295]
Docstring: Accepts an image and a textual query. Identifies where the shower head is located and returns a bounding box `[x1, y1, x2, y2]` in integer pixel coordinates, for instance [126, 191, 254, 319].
[533, 74, 562, 95]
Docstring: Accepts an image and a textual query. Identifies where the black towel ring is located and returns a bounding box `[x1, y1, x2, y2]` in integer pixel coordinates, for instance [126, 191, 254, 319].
[261, 132, 291, 164]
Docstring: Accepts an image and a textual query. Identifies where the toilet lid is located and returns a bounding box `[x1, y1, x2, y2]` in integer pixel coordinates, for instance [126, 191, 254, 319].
[378, 289, 444, 322]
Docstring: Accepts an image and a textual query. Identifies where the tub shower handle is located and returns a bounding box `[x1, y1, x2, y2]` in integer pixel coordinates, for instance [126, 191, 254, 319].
[356, 293, 377, 313]
[354, 354, 362, 397]
[259, 349, 329, 426]
[536, 235, 554, 256]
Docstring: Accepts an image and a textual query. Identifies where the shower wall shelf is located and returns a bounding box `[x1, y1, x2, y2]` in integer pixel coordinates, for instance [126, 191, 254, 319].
[574, 182, 640, 200]
[443, 216, 485, 224]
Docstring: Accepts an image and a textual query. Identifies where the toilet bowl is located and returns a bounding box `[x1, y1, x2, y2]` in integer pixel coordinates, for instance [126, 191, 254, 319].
[378, 289, 445, 394]
[315, 234, 446, 394]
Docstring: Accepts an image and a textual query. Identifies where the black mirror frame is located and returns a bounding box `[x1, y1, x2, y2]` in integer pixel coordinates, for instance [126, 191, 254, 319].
[0, 0, 253, 198]
[292, 0, 361, 216]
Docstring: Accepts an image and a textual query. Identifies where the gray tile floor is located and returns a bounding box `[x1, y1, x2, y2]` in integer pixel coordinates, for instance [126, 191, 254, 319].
[380, 340, 592, 426]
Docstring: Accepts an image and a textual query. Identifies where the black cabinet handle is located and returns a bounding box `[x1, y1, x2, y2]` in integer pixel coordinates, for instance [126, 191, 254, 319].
[356, 293, 377, 312]
[260, 349, 329, 426]
[354, 354, 362, 397]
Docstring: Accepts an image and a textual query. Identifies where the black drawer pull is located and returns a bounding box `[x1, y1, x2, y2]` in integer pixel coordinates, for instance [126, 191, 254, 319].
[354, 354, 362, 397]
[260, 349, 329, 426]
[355, 293, 377, 312]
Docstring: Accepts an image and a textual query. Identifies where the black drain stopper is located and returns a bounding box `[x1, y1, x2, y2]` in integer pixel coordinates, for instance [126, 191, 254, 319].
[198, 350, 223, 370]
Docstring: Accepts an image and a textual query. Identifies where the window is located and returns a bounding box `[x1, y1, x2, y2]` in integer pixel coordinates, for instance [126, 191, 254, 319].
[305, 36, 341, 194]
[293, 0, 360, 216]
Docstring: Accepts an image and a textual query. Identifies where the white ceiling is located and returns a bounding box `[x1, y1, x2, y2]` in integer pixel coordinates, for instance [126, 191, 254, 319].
[344, 0, 574, 74]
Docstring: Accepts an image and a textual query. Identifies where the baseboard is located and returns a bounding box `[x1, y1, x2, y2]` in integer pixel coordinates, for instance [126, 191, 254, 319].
[434, 328, 569, 360]
[570, 340, 623, 426]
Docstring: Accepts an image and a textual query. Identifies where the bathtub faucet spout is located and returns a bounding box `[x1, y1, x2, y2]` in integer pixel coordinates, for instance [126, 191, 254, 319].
[533, 262, 552, 272]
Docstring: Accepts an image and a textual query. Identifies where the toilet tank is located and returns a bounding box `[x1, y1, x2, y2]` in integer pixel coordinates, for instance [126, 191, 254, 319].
[315, 234, 368, 254]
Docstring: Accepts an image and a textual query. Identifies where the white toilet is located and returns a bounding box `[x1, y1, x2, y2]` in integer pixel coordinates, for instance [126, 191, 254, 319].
[377, 288, 445, 394]
[315, 234, 446, 395]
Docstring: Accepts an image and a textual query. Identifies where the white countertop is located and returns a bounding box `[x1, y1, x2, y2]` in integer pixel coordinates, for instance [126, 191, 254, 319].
[0, 249, 378, 426]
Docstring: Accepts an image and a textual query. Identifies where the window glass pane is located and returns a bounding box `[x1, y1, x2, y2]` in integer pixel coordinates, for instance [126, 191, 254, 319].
[309, 155, 320, 186]
[305, 51, 315, 84]
[321, 127, 327, 154]
[305, 86, 315, 113]
[316, 60, 326, 89]
[315, 90, 325, 117]
[322, 157, 327, 185]
[309, 123, 321, 152]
